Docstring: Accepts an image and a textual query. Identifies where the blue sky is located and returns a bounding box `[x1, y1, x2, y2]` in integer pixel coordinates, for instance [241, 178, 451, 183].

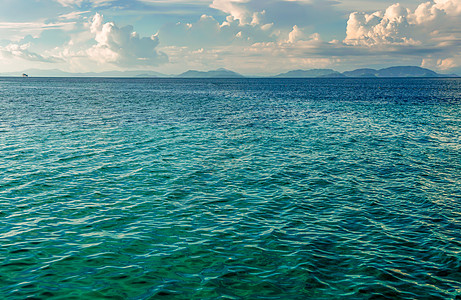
[1, 0, 460, 75]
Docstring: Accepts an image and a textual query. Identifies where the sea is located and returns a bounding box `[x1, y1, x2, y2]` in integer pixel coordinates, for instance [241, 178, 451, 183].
[0, 77, 460, 299]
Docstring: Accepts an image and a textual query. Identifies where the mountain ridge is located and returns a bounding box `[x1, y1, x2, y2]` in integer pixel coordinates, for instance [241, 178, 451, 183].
[177, 68, 244, 78]
[342, 66, 458, 78]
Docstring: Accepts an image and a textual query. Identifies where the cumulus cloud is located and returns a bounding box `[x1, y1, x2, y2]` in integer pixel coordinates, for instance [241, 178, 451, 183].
[45, 13, 168, 71]
[287, 25, 306, 43]
[345, 4, 417, 46]
[421, 55, 461, 70]
[343, 0, 461, 70]
[210, 0, 341, 30]
[159, 0, 339, 49]
[344, 0, 461, 46]
[84, 13, 167, 67]
[0, 43, 61, 63]
[211, 0, 252, 24]
[159, 13, 274, 48]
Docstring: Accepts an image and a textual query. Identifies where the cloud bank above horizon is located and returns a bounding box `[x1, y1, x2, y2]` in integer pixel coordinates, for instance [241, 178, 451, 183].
[1, 0, 460, 75]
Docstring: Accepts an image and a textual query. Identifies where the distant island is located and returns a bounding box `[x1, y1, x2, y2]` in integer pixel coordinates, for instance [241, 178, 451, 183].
[2, 66, 459, 78]
[341, 66, 453, 78]
[274, 66, 458, 78]
[178, 68, 244, 78]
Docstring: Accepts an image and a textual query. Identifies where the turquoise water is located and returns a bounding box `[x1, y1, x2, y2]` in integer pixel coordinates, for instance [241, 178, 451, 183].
[1, 77, 460, 299]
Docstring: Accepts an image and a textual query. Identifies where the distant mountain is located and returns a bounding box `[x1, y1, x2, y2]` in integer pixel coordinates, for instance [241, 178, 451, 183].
[343, 66, 458, 78]
[275, 69, 344, 78]
[177, 68, 244, 78]
[378, 66, 438, 77]
[0, 69, 167, 77]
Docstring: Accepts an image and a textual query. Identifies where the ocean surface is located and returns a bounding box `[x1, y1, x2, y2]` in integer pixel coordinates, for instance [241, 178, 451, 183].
[0, 77, 460, 299]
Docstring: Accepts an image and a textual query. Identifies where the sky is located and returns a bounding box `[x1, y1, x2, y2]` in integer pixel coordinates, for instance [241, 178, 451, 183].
[1, 0, 461, 75]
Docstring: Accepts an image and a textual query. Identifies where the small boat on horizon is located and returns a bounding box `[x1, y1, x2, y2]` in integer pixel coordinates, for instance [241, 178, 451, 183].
[22, 73, 28, 77]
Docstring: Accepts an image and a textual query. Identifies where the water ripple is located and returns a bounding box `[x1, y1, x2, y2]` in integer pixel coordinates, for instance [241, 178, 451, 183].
[0, 78, 460, 299]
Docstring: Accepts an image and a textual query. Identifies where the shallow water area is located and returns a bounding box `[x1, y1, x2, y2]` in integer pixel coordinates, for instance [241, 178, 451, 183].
[1, 77, 460, 299]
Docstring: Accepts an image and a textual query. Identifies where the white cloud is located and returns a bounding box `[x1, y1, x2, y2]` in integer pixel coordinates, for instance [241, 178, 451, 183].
[0, 21, 76, 41]
[54, 0, 114, 7]
[211, 0, 252, 24]
[344, 4, 418, 46]
[55, 0, 83, 6]
[287, 25, 306, 43]
[343, 0, 461, 70]
[60, 13, 167, 68]
[0, 43, 61, 63]
[210, 0, 341, 31]
[345, 0, 461, 46]
[0, 13, 168, 72]
[422, 56, 460, 71]
[158, 13, 275, 48]
[59, 11, 91, 20]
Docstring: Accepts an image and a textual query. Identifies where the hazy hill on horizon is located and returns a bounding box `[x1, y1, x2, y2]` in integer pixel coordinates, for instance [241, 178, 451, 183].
[278, 66, 457, 78]
[177, 68, 244, 78]
[342, 66, 457, 77]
